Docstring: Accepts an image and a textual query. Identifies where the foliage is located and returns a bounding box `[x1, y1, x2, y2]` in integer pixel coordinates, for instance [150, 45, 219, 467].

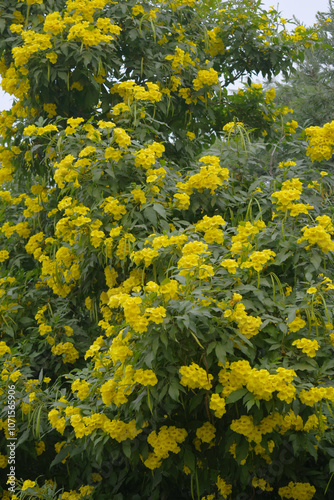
[274, 0, 334, 128]
[0, 1, 333, 500]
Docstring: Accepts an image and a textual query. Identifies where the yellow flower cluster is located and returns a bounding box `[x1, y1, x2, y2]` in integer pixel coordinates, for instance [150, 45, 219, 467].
[287, 314, 306, 333]
[299, 386, 334, 406]
[131, 248, 159, 267]
[176, 156, 229, 202]
[12, 31, 52, 68]
[111, 80, 162, 103]
[220, 258, 238, 274]
[230, 220, 266, 254]
[230, 414, 263, 444]
[60, 485, 94, 500]
[108, 290, 167, 333]
[53, 155, 82, 189]
[101, 197, 126, 220]
[292, 338, 320, 358]
[147, 233, 188, 251]
[23, 124, 58, 136]
[219, 361, 296, 403]
[0, 453, 8, 468]
[36, 244, 81, 297]
[196, 422, 216, 443]
[285, 120, 298, 135]
[110, 127, 130, 149]
[206, 26, 225, 56]
[252, 477, 273, 491]
[143, 279, 179, 302]
[145, 426, 187, 469]
[165, 47, 195, 72]
[195, 215, 225, 244]
[84, 336, 105, 360]
[22, 479, 36, 491]
[35, 440, 45, 456]
[216, 476, 232, 498]
[278, 481, 316, 500]
[305, 121, 334, 162]
[222, 121, 244, 133]
[131, 188, 146, 205]
[48, 409, 66, 435]
[43, 11, 66, 35]
[134, 142, 165, 170]
[240, 249, 276, 272]
[224, 302, 262, 339]
[297, 215, 334, 253]
[100, 365, 135, 406]
[272, 178, 313, 217]
[278, 161, 297, 169]
[209, 393, 226, 418]
[193, 68, 219, 91]
[71, 413, 141, 442]
[176, 240, 212, 278]
[67, 19, 121, 46]
[51, 342, 79, 363]
[0, 250, 9, 263]
[71, 379, 90, 400]
[179, 362, 213, 390]
[134, 368, 158, 386]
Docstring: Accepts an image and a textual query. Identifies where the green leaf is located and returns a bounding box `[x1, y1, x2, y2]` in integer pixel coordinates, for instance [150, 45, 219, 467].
[215, 343, 226, 364]
[236, 440, 249, 464]
[226, 388, 248, 404]
[184, 447, 195, 472]
[310, 253, 322, 271]
[168, 380, 180, 401]
[122, 440, 131, 459]
[329, 458, 334, 473]
[50, 445, 71, 468]
[152, 203, 167, 218]
[143, 207, 157, 226]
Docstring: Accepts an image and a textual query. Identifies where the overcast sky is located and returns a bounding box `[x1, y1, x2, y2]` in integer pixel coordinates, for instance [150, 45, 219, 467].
[0, 0, 332, 110]
[261, 0, 331, 26]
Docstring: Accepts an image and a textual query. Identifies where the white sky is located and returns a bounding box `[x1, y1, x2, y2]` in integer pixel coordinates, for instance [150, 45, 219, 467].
[0, 0, 331, 111]
[261, 0, 330, 26]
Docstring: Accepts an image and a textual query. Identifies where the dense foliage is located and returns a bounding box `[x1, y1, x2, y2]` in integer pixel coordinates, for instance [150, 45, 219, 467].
[274, 0, 334, 128]
[0, 1, 334, 499]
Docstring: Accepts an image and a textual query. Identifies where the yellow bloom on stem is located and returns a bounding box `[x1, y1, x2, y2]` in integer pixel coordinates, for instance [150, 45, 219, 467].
[22, 480, 36, 491]
[292, 338, 320, 358]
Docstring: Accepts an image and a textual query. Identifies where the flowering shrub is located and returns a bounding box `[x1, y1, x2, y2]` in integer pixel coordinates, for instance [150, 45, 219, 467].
[0, 1, 333, 499]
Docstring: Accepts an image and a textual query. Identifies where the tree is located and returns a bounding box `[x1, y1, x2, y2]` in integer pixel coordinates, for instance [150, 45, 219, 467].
[274, 0, 334, 127]
[1, 1, 334, 499]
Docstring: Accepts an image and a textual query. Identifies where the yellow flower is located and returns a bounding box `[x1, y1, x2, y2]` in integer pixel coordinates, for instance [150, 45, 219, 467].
[22, 480, 36, 491]
[292, 338, 320, 358]
[187, 131, 195, 141]
[278, 481, 315, 500]
[179, 363, 213, 390]
[196, 422, 216, 443]
[287, 316, 306, 333]
[216, 476, 232, 497]
[306, 287, 317, 294]
[0, 341, 11, 356]
[220, 258, 238, 274]
[0, 250, 9, 262]
[132, 4, 145, 16]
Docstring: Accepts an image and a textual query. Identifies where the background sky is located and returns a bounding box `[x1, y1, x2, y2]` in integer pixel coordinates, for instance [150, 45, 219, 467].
[0, 0, 332, 110]
[261, 0, 330, 25]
